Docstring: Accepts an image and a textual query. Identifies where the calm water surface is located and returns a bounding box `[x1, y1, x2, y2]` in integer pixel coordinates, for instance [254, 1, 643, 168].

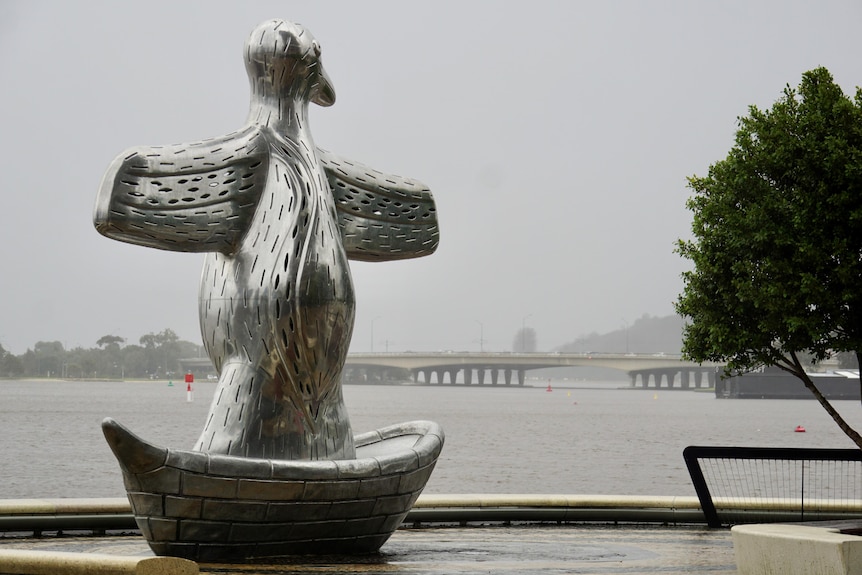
[2, 378, 861, 499]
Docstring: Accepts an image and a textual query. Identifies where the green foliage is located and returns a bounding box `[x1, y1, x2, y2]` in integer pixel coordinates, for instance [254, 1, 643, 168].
[96, 334, 125, 349]
[677, 67, 862, 373]
[676, 67, 862, 446]
[140, 328, 179, 349]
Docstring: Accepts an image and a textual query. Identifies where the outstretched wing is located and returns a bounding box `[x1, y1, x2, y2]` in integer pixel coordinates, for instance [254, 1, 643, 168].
[318, 150, 439, 262]
[94, 126, 269, 254]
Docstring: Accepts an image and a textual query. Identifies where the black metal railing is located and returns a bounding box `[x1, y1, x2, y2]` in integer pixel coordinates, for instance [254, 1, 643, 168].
[684, 446, 862, 527]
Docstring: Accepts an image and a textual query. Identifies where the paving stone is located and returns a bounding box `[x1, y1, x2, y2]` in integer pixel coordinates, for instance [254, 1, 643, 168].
[202, 499, 268, 522]
[137, 467, 182, 496]
[207, 455, 271, 479]
[302, 481, 360, 502]
[182, 474, 238, 499]
[372, 493, 414, 516]
[357, 476, 401, 499]
[235, 479, 304, 501]
[397, 465, 434, 494]
[179, 519, 232, 542]
[266, 501, 331, 522]
[327, 499, 377, 520]
[165, 496, 203, 519]
[129, 493, 163, 517]
[0, 524, 738, 574]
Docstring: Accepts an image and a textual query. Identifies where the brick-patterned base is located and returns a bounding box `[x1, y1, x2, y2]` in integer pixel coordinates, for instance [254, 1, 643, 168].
[102, 418, 443, 561]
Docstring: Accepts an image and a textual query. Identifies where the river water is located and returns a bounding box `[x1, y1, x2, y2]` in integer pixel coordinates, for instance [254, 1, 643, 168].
[2, 378, 862, 499]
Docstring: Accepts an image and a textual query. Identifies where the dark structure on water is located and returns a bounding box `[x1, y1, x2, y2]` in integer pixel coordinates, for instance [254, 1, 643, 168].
[715, 367, 860, 400]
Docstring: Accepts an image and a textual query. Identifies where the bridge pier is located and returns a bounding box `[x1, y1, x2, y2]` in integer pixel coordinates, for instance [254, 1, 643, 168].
[629, 367, 717, 390]
[664, 370, 675, 388]
[703, 370, 716, 387]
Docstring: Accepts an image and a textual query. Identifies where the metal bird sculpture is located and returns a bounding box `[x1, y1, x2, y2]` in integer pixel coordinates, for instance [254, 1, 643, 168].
[94, 19, 439, 462]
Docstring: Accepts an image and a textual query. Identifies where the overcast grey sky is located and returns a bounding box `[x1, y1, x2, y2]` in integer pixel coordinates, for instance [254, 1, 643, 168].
[1, 1, 860, 355]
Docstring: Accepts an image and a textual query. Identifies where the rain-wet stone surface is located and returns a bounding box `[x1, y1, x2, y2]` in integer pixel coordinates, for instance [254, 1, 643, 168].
[0, 524, 737, 574]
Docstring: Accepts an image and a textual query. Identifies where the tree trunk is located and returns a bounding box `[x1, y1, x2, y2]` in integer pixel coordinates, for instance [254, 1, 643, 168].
[784, 353, 862, 449]
[857, 351, 862, 408]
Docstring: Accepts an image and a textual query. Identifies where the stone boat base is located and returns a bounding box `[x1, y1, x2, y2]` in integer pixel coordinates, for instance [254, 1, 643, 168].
[101, 418, 444, 562]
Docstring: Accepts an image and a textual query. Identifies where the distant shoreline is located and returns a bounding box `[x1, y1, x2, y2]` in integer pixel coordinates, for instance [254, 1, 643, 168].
[1, 377, 187, 384]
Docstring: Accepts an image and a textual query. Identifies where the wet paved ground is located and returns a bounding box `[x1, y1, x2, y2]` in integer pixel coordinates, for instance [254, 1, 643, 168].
[0, 524, 737, 574]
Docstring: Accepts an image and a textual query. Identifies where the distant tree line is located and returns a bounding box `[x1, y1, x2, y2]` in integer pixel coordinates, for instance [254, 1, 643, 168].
[0, 329, 204, 380]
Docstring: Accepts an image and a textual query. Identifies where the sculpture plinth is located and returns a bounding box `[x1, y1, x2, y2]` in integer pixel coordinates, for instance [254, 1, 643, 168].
[94, 19, 442, 561]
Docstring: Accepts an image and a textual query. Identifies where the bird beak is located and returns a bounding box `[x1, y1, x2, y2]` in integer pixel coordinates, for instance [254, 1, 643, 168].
[312, 66, 336, 107]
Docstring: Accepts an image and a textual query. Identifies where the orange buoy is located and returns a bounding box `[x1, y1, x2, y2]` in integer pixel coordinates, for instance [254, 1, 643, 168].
[795, 425, 806, 433]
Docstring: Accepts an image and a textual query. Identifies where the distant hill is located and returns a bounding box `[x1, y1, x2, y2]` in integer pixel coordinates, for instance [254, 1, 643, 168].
[556, 314, 684, 355]
[530, 314, 685, 383]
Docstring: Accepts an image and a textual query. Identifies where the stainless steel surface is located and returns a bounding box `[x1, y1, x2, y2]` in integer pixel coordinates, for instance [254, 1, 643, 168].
[93, 19, 441, 559]
[94, 19, 439, 462]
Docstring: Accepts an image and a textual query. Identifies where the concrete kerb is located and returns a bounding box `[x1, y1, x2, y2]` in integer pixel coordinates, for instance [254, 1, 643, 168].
[0, 495, 707, 531]
[0, 498, 136, 534]
[0, 494, 708, 573]
[0, 549, 197, 575]
[733, 523, 862, 575]
[0, 499, 130, 516]
[411, 494, 705, 523]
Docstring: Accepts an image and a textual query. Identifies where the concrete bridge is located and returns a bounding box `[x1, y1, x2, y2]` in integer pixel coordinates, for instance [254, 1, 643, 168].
[179, 352, 719, 389]
[342, 352, 721, 389]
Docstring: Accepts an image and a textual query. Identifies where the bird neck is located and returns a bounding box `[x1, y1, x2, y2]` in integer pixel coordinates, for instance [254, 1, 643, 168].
[246, 83, 314, 136]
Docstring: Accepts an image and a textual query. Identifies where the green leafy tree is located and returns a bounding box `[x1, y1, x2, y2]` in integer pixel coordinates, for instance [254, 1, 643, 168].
[29, 341, 65, 378]
[120, 344, 149, 378]
[139, 329, 183, 378]
[96, 335, 125, 350]
[675, 67, 862, 447]
[1, 353, 24, 377]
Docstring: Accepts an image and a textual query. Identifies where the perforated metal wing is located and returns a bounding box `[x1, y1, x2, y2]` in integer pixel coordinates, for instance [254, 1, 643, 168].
[94, 126, 269, 254]
[319, 150, 439, 262]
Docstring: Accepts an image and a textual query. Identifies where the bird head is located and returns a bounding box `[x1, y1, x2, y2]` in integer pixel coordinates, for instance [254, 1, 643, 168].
[245, 19, 335, 107]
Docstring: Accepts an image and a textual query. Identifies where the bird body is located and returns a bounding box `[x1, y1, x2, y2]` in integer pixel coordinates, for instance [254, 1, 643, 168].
[95, 20, 438, 461]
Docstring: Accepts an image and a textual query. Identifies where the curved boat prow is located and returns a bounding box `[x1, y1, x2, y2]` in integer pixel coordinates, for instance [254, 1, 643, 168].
[101, 418, 168, 475]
